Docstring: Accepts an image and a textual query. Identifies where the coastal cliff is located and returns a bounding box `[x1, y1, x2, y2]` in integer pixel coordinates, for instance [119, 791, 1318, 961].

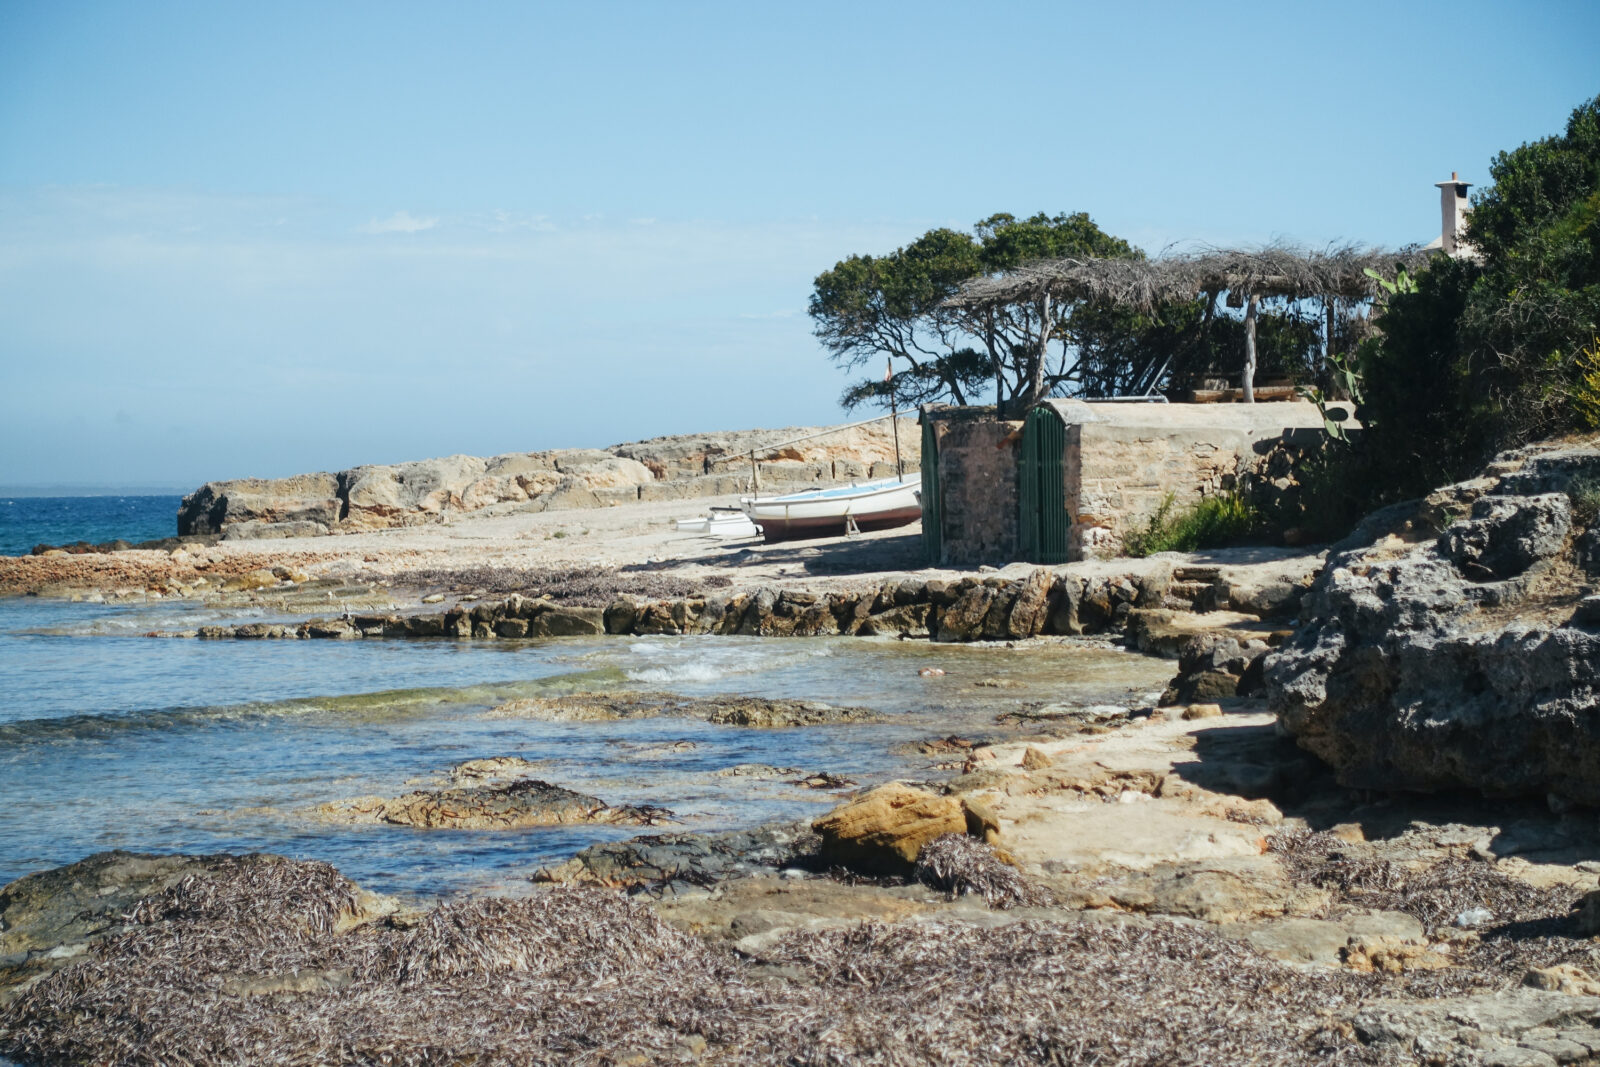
[177, 418, 919, 539]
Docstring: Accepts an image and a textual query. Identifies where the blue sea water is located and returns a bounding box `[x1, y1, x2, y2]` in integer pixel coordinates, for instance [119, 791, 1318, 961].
[0, 495, 184, 556]
[0, 594, 1174, 901]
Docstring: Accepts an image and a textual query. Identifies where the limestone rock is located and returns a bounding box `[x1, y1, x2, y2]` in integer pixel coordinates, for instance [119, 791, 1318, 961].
[1267, 446, 1600, 804]
[1020, 745, 1054, 770]
[315, 779, 669, 829]
[813, 783, 969, 874]
[1524, 965, 1600, 996]
[1181, 703, 1224, 720]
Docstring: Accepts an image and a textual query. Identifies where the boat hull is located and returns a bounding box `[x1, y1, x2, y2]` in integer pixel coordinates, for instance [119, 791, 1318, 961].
[754, 505, 921, 542]
[740, 476, 921, 543]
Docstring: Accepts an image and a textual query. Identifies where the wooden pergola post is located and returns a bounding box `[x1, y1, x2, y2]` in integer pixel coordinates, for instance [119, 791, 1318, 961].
[1241, 293, 1259, 403]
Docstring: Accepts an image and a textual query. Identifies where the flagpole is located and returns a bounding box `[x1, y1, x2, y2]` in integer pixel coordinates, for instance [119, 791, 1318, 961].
[887, 357, 902, 477]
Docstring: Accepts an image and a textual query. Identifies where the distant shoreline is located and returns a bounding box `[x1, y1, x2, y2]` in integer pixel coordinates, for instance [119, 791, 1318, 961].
[0, 487, 187, 498]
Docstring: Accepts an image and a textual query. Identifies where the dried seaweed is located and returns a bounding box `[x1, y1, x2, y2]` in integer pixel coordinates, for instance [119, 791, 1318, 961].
[1, 855, 1399, 1066]
[1269, 827, 1593, 997]
[915, 834, 1053, 909]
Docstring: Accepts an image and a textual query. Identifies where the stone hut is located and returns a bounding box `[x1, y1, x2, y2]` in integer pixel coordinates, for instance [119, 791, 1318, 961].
[921, 400, 1334, 565]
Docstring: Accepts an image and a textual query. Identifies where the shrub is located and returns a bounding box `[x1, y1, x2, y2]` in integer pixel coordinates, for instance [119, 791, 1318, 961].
[1122, 492, 1259, 557]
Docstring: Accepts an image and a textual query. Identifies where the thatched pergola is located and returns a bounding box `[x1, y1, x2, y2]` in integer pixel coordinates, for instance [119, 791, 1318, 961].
[943, 243, 1431, 402]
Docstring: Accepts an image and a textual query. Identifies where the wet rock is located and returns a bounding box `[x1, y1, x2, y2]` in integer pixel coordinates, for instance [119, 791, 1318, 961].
[1268, 448, 1600, 805]
[713, 763, 807, 779]
[448, 756, 546, 783]
[934, 582, 996, 642]
[1125, 609, 1276, 659]
[857, 603, 931, 637]
[1005, 568, 1054, 638]
[486, 692, 882, 728]
[315, 779, 670, 829]
[0, 852, 217, 999]
[699, 699, 882, 728]
[537, 820, 817, 888]
[813, 783, 969, 875]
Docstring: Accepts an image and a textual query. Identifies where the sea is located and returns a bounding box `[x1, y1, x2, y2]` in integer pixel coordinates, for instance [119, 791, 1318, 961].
[0, 498, 1173, 906]
[0, 494, 184, 556]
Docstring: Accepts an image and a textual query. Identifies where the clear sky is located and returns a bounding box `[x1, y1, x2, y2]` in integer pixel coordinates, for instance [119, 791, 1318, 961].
[1, 1, 1595, 488]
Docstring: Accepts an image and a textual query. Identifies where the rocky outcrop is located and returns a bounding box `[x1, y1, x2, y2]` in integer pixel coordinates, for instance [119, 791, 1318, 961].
[486, 692, 883, 727]
[177, 419, 919, 538]
[179, 560, 1304, 646]
[1266, 443, 1600, 804]
[315, 778, 670, 829]
[812, 784, 987, 875]
[536, 820, 818, 889]
[0, 851, 390, 1005]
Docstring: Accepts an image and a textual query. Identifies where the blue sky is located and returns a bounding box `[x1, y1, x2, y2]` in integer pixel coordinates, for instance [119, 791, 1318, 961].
[1, 1, 1596, 488]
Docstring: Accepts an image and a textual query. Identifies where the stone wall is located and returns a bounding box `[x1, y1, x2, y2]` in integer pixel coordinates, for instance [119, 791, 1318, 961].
[924, 410, 1022, 566]
[1049, 401, 1334, 561]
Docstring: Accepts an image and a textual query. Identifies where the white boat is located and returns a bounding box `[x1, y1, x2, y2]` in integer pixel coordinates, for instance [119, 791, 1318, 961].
[671, 507, 761, 538]
[739, 474, 921, 543]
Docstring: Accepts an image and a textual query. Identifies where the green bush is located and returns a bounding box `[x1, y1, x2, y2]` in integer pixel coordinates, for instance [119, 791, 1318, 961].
[1357, 95, 1600, 500]
[1568, 475, 1600, 527]
[1122, 492, 1259, 557]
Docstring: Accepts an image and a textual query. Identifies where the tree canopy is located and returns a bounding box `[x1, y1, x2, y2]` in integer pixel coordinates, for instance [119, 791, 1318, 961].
[809, 212, 1142, 413]
[1358, 94, 1600, 496]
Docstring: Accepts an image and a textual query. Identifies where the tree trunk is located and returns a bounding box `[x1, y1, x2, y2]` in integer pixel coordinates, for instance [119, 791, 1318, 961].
[1242, 294, 1259, 404]
[1028, 293, 1052, 406]
[1324, 297, 1337, 367]
[988, 310, 1003, 415]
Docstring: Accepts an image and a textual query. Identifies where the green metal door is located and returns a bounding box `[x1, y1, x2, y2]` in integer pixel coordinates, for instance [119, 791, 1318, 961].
[1019, 407, 1068, 563]
[920, 419, 942, 563]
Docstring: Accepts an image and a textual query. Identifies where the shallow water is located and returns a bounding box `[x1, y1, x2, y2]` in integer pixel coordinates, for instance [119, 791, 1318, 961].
[0, 595, 1173, 901]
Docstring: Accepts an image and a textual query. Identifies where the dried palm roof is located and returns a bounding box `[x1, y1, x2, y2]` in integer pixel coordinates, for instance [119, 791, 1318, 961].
[944, 242, 1433, 311]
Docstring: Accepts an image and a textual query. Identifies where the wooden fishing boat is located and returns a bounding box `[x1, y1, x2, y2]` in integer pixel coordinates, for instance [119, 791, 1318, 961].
[739, 474, 921, 543]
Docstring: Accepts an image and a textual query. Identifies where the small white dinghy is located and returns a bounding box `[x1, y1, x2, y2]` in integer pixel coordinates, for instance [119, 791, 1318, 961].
[739, 474, 921, 543]
[671, 507, 761, 538]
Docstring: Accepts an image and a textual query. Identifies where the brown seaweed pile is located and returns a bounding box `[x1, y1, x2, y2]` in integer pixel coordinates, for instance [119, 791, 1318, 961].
[914, 834, 1053, 909]
[1269, 827, 1600, 997]
[0, 854, 1402, 1066]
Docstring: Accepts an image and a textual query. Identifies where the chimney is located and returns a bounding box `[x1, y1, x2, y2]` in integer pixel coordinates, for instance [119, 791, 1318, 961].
[1434, 171, 1473, 257]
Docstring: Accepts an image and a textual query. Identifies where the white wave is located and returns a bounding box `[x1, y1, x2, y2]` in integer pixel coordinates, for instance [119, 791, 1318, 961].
[626, 662, 730, 684]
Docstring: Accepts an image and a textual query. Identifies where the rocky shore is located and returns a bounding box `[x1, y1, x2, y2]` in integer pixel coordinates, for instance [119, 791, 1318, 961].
[176, 418, 919, 540]
[4, 439, 1600, 1065]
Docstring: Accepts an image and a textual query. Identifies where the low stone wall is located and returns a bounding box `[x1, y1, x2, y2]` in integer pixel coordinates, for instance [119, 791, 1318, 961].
[191, 567, 1191, 644]
[1057, 401, 1334, 560]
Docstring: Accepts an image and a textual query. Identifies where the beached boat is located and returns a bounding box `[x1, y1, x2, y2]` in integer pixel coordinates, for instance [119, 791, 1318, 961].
[739, 474, 921, 543]
[670, 507, 760, 538]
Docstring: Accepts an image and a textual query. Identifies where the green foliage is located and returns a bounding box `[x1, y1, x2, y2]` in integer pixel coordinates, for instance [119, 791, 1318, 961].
[1122, 492, 1260, 557]
[1303, 350, 1363, 443]
[1571, 336, 1600, 430]
[1362, 264, 1418, 297]
[810, 212, 1142, 411]
[1357, 94, 1600, 500]
[810, 227, 989, 410]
